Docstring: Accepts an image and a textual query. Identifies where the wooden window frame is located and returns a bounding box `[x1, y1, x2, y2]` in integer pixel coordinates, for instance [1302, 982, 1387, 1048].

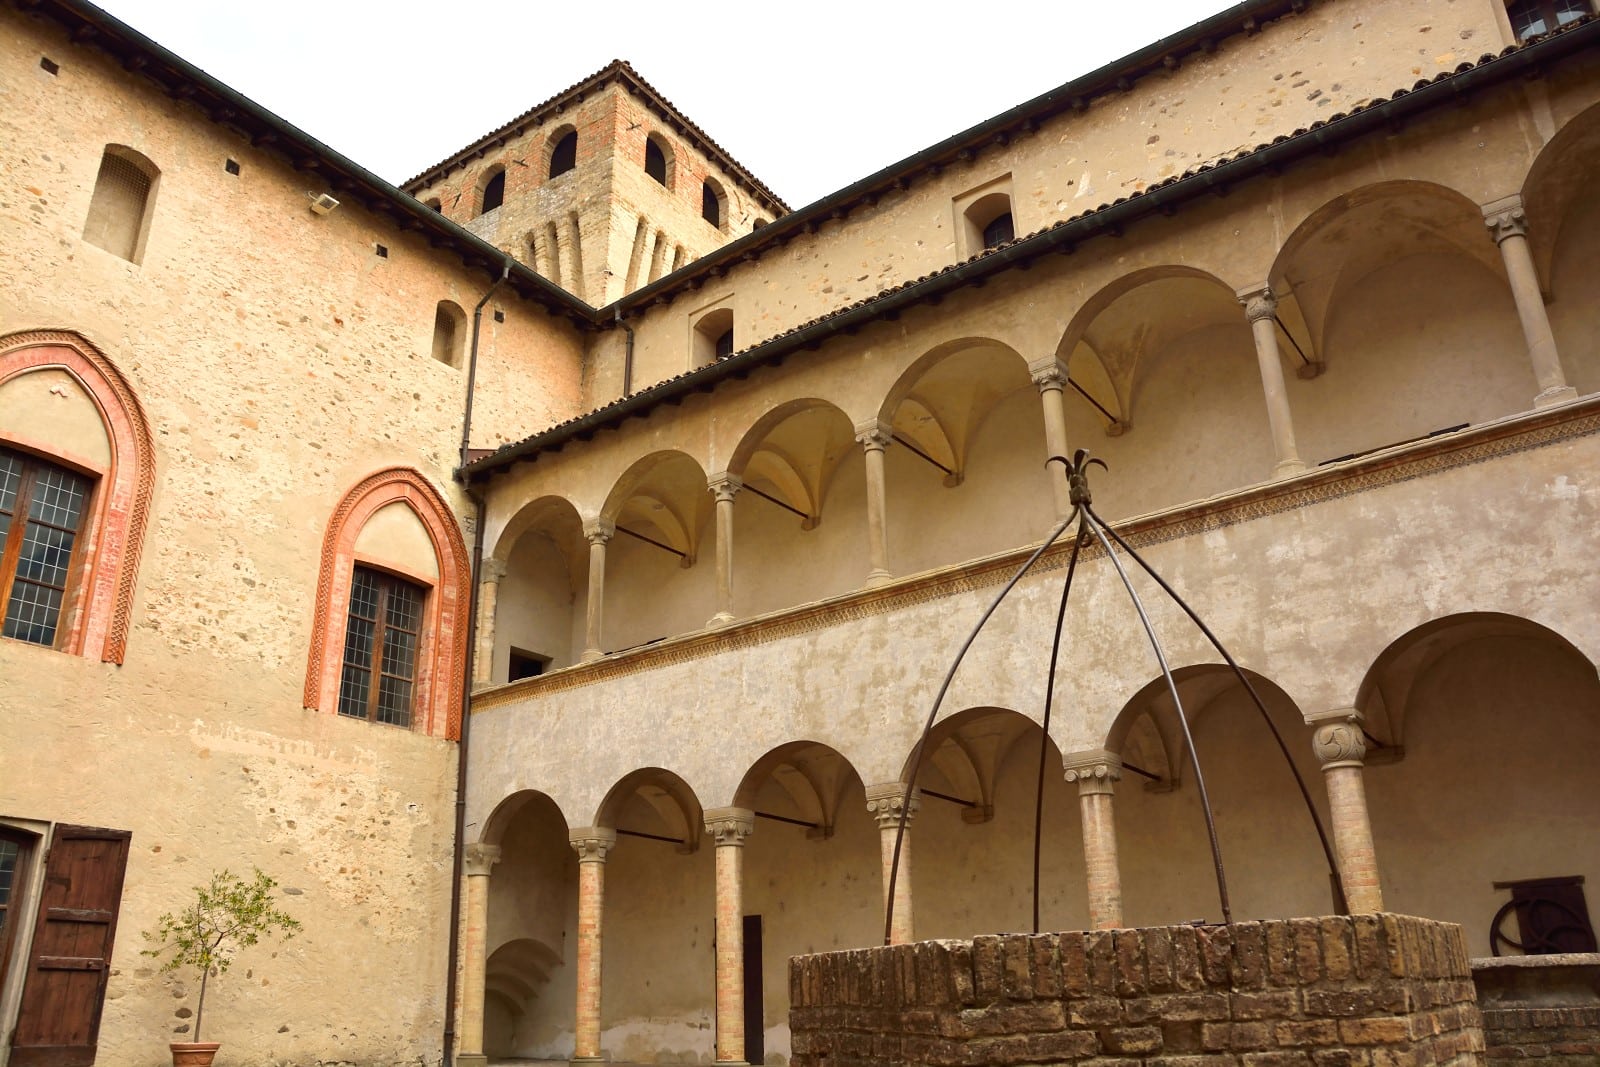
[0, 449, 95, 649]
[304, 468, 471, 740]
[0, 331, 154, 664]
[338, 565, 426, 728]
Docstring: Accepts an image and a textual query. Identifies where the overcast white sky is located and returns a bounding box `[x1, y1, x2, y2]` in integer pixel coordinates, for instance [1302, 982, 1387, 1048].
[95, 0, 1229, 208]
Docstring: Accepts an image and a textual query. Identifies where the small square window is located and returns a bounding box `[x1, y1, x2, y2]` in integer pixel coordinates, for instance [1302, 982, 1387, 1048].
[39, 57, 59, 75]
[224, 159, 241, 175]
[375, 244, 389, 258]
[493, 309, 505, 323]
[508, 647, 549, 682]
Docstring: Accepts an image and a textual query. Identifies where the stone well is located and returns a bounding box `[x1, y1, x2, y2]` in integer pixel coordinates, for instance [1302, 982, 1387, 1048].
[789, 914, 1485, 1066]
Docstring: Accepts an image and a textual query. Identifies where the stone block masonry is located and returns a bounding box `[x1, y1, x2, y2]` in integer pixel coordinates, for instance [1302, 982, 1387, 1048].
[789, 914, 1485, 1066]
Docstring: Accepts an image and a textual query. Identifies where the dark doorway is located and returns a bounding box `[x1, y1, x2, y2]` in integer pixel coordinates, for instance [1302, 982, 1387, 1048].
[743, 913, 763, 1065]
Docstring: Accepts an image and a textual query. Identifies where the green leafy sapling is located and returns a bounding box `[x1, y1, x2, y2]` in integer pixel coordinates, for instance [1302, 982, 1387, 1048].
[141, 868, 301, 1043]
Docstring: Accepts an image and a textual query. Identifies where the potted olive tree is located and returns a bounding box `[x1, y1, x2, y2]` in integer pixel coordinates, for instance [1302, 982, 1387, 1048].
[141, 868, 301, 1067]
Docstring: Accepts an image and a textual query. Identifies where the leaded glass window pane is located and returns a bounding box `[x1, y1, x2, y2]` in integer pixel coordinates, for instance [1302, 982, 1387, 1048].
[336, 565, 425, 728]
[0, 448, 92, 648]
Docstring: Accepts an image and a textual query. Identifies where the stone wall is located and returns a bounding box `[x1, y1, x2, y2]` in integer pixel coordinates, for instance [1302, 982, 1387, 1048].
[790, 915, 1484, 1066]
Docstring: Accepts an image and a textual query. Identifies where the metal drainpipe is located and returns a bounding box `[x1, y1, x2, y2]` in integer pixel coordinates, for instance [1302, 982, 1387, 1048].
[444, 260, 510, 1066]
[617, 306, 635, 397]
[460, 260, 513, 469]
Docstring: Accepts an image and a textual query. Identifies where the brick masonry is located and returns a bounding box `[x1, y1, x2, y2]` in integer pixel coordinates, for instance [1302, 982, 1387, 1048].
[1473, 953, 1600, 1064]
[789, 914, 1485, 1066]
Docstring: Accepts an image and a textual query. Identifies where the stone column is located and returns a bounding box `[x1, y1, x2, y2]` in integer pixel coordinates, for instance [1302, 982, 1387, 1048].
[580, 520, 613, 662]
[1029, 356, 1074, 521]
[708, 475, 742, 627]
[1484, 197, 1576, 408]
[1064, 749, 1124, 931]
[1308, 709, 1384, 914]
[1237, 286, 1307, 478]
[864, 783, 920, 945]
[705, 807, 756, 1064]
[472, 558, 509, 689]
[854, 420, 894, 588]
[570, 828, 617, 1063]
[457, 842, 502, 1067]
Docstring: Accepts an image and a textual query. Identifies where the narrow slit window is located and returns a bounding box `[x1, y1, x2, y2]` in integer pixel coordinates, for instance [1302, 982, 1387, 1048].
[338, 567, 424, 728]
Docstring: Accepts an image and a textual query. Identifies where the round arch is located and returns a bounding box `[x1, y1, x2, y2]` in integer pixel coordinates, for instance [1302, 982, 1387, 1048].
[725, 398, 855, 528]
[594, 766, 704, 850]
[734, 739, 864, 836]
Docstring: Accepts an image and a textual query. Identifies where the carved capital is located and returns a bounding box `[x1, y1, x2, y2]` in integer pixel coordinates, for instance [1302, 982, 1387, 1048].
[583, 519, 615, 546]
[1028, 356, 1068, 393]
[864, 782, 921, 829]
[1063, 749, 1123, 796]
[708, 474, 743, 505]
[1485, 206, 1529, 244]
[1307, 708, 1367, 770]
[854, 418, 893, 452]
[464, 842, 502, 877]
[703, 806, 756, 846]
[479, 557, 509, 584]
[1237, 285, 1278, 323]
[568, 827, 618, 863]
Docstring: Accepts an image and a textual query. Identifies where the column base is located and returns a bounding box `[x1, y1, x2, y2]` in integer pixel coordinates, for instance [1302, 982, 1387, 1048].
[570, 1058, 608, 1065]
[864, 569, 893, 589]
[707, 611, 735, 628]
[456, 1056, 488, 1067]
[580, 648, 603, 662]
[1271, 457, 1308, 479]
[1534, 384, 1579, 409]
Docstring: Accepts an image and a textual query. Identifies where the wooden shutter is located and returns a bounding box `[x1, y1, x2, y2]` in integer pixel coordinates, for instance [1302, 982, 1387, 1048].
[9, 825, 131, 1067]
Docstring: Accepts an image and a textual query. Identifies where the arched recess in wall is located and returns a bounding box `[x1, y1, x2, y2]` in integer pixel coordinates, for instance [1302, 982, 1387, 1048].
[898, 706, 1085, 939]
[479, 167, 506, 216]
[701, 177, 727, 230]
[1103, 665, 1328, 928]
[479, 790, 579, 1061]
[644, 133, 673, 187]
[82, 144, 159, 264]
[725, 398, 859, 616]
[303, 467, 470, 739]
[877, 337, 1047, 575]
[1269, 180, 1530, 463]
[1052, 265, 1268, 520]
[733, 740, 877, 1063]
[1354, 612, 1600, 956]
[0, 329, 155, 663]
[1522, 99, 1600, 394]
[598, 450, 713, 652]
[432, 300, 467, 367]
[489, 494, 586, 679]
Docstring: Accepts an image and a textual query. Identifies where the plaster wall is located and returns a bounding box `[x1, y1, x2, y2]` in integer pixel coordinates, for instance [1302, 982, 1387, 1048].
[0, 367, 111, 469]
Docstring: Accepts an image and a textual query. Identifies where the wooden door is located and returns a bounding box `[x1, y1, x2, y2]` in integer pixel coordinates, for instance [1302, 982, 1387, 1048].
[9, 825, 131, 1067]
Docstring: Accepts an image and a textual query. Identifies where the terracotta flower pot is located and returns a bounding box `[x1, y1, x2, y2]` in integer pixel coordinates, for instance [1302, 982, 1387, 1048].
[169, 1041, 221, 1067]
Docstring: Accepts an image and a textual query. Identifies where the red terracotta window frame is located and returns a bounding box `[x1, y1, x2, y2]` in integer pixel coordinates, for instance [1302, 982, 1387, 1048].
[303, 468, 471, 740]
[0, 330, 154, 664]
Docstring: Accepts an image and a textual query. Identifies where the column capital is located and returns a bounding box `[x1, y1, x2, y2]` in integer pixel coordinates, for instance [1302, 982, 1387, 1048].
[583, 519, 615, 545]
[708, 473, 743, 503]
[1028, 355, 1069, 392]
[569, 826, 618, 862]
[854, 418, 893, 451]
[1063, 749, 1123, 795]
[464, 842, 502, 877]
[1236, 284, 1278, 323]
[479, 557, 509, 584]
[703, 806, 756, 845]
[1307, 708, 1367, 770]
[1482, 193, 1529, 244]
[864, 782, 920, 829]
